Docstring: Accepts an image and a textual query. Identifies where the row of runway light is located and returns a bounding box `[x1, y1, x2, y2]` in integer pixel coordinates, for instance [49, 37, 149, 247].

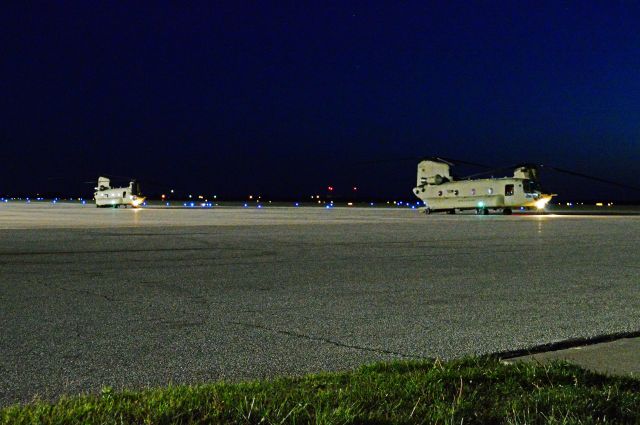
[178, 200, 424, 209]
[1, 197, 423, 208]
[1, 198, 621, 209]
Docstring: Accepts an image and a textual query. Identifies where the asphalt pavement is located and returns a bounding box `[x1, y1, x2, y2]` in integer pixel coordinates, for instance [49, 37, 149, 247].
[1, 203, 639, 406]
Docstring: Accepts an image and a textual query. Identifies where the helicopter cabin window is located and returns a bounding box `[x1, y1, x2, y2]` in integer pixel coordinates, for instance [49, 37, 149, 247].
[470, 188, 476, 195]
[523, 180, 542, 193]
[505, 184, 514, 196]
[123, 191, 127, 198]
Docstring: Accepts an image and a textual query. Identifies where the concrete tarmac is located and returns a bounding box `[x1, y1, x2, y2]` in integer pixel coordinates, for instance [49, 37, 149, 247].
[1, 203, 639, 406]
[509, 337, 640, 377]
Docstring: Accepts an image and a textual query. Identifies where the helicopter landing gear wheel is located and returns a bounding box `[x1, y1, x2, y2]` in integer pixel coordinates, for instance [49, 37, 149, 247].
[476, 208, 489, 215]
[423, 208, 432, 215]
[502, 208, 512, 215]
[447, 209, 456, 215]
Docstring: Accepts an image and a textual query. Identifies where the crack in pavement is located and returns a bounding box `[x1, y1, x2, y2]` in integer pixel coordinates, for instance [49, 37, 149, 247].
[229, 320, 422, 359]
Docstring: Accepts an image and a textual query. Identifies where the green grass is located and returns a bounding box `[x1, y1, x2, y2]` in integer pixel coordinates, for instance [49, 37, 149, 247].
[2, 357, 639, 424]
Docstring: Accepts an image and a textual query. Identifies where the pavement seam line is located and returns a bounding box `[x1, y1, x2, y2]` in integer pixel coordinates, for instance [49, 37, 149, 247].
[229, 321, 422, 359]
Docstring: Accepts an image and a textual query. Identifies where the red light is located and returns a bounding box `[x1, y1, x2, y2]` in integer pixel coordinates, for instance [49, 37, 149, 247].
[328, 186, 334, 191]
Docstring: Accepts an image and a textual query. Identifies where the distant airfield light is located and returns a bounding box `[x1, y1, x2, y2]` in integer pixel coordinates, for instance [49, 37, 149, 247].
[370, 202, 374, 206]
[243, 203, 248, 208]
[249, 195, 253, 200]
[170, 189, 174, 194]
[294, 202, 299, 207]
[257, 204, 262, 208]
[347, 202, 353, 206]
[328, 186, 334, 191]
[161, 194, 166, 199]
[198, 195, 203, 199]
[189, 194, 193, 199]
[352, 186, 358, 191]
[595, 202, 603, 207]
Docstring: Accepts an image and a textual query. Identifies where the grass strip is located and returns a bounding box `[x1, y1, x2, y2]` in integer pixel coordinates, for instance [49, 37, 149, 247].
[2, 357, 639, 424]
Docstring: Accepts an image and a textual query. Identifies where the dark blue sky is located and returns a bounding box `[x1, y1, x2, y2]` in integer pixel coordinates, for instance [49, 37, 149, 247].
[2, 1, 639, 200]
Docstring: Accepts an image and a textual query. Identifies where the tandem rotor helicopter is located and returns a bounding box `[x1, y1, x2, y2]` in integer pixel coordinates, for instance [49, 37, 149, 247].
[94, 176, 145, 208]
[413, 158, 551, 215]
[411, 157, 639, 215]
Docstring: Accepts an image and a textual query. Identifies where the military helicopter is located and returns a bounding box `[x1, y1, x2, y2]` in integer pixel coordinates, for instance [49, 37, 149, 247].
[412, 157, 640, 215]
[412, 158, 553, 215]
[94, 176, 145, 208]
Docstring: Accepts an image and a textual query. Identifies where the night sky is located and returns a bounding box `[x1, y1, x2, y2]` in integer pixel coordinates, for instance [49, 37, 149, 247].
[2, 2, 639, 201]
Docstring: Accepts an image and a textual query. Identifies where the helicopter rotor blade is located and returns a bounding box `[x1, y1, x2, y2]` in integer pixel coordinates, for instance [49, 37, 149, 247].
[459, 162, 640, 192]
[355, 156, 493, 169]
[435, 156, 493, 169]
[459, 166, 517, 180]
[542, 165, 640, 192]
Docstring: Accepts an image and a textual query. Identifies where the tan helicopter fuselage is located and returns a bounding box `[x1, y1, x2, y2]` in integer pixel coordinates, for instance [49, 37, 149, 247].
[94, 177, 145, 208]
[413, 159, 554, 213]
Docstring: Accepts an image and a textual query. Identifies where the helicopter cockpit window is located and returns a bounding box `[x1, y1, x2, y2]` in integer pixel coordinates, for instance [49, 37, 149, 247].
[523, 180, 542, 193]
[505, 184, 514, 196]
